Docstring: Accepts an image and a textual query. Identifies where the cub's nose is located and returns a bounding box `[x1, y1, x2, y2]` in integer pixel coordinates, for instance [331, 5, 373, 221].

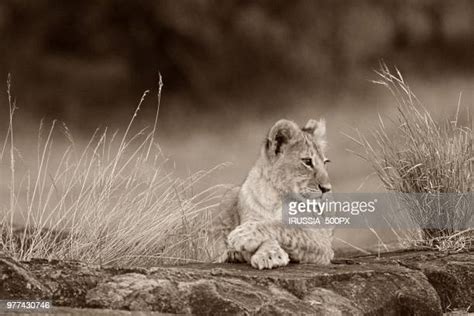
[319, 184, 332, 194]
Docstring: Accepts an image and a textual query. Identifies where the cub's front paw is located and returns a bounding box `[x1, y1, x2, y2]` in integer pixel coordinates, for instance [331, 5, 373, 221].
[224, 250, 252, 263]
[227, 222, 266, 253]
[250, 240, 289, 270]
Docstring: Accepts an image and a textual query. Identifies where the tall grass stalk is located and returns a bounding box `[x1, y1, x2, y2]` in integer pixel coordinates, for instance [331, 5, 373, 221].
[0, 76, 226, 266]
[351, 64, 473, 247]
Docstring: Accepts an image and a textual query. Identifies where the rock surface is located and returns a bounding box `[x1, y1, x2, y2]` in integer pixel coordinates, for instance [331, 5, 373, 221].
[0, 251, 472, 315]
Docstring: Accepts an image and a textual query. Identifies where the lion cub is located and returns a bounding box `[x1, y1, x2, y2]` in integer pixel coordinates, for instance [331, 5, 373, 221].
[211, 119, 334, 269]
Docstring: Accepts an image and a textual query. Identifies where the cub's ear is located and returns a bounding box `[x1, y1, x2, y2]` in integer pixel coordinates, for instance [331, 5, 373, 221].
[303, 118, 326, 140]
[265, 119, 300, 158]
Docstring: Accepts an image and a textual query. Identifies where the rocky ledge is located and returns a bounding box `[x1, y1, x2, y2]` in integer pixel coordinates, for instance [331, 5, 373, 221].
[1, 250, 472, 315]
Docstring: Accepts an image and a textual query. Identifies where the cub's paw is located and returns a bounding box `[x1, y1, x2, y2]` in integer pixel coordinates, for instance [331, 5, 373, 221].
[250, 240, 289, 270]
[224, 250, 252, 263]
[227, 222, 266, 253]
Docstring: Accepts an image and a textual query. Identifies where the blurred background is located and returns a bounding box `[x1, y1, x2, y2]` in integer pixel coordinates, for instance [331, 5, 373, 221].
[1, 0, 473, 249]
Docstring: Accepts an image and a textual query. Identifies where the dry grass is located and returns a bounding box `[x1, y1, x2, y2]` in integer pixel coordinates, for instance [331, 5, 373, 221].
[350, 64, 473, 250]
[0, 75, 226, 266]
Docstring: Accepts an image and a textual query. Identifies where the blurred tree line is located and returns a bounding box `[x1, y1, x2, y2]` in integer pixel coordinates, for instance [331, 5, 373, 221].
[0, 0, 473, 122]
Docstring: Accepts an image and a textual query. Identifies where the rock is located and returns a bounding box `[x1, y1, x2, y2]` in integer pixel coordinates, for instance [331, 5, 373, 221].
[356, 250, 474, 313]
[0, 256, 51, 299]
[31, 307, 167, 315]
[1, 251, 472, 315]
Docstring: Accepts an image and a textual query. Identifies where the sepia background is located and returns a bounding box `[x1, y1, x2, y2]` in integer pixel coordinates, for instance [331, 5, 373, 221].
[1, 0, 473, 250]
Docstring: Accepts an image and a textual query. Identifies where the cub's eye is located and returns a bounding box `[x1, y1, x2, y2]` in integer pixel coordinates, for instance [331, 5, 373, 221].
[301, 158, 313, 168]
[324, 159, 331, 165]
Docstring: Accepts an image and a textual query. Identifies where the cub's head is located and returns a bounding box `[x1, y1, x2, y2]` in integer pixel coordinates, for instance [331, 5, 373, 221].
[263, 119, 331, 196]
